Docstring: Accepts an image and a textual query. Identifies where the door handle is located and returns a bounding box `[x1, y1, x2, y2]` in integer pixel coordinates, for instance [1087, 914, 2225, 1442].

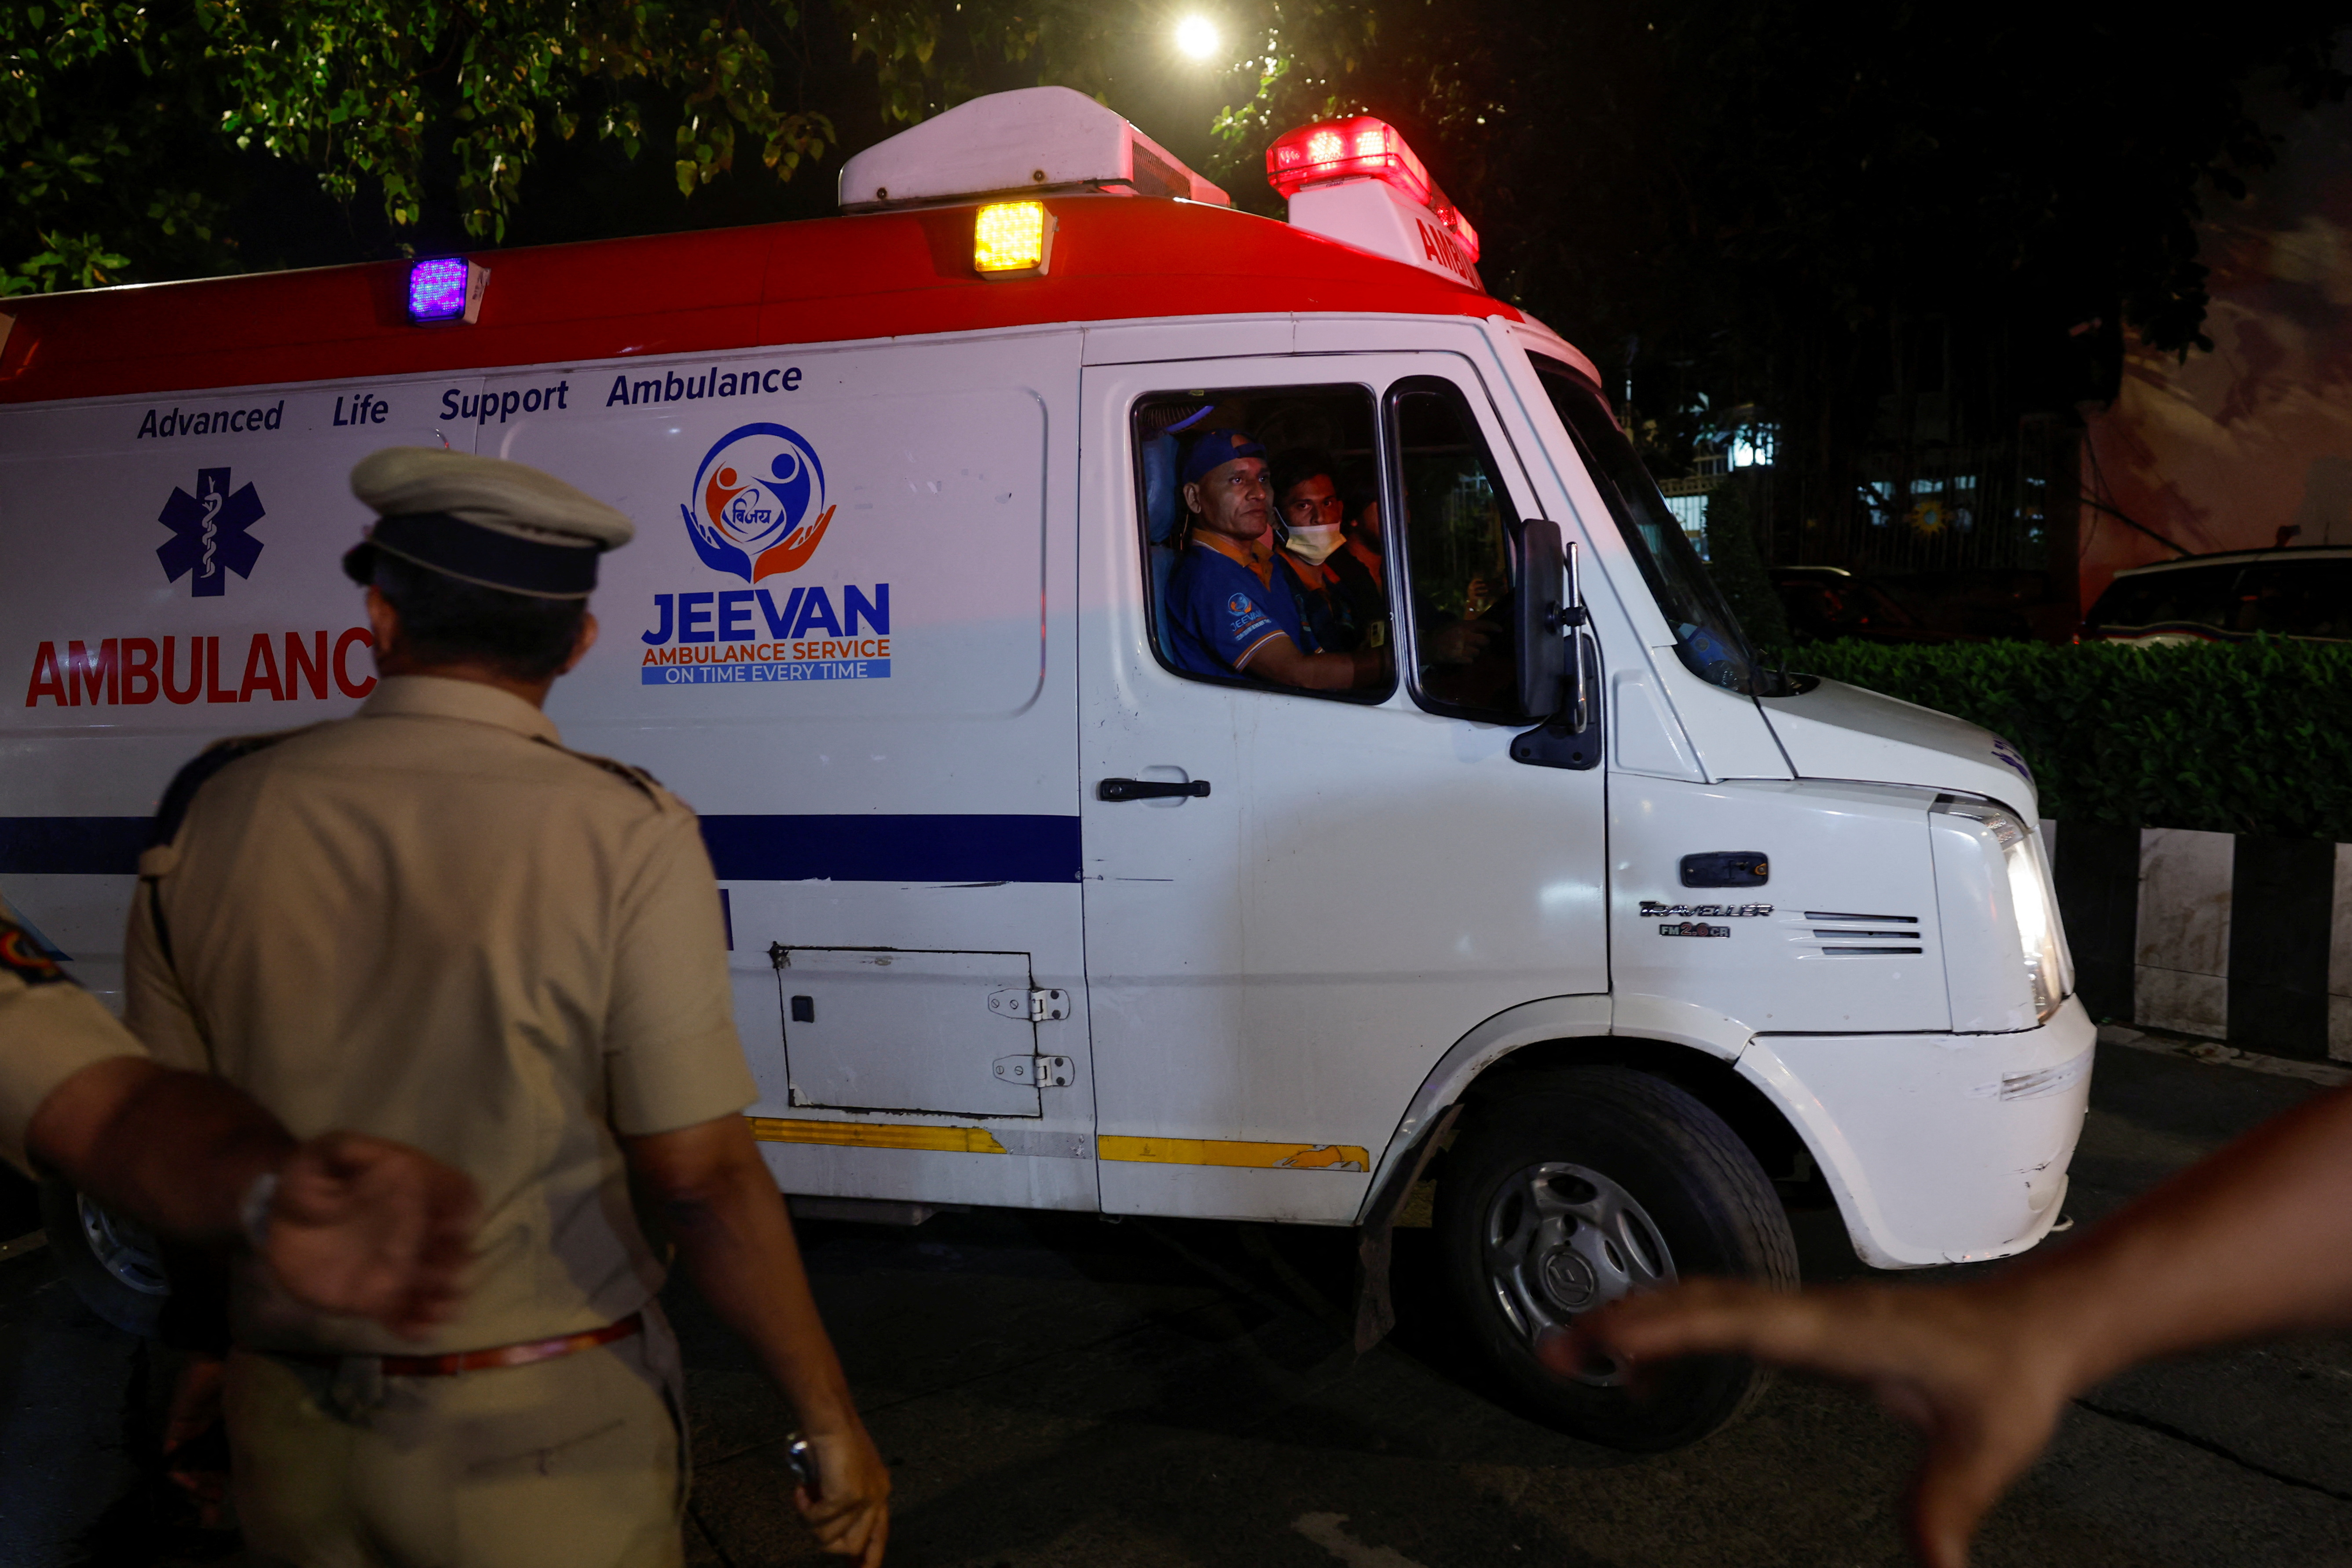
[1097, 777, 1211, 802]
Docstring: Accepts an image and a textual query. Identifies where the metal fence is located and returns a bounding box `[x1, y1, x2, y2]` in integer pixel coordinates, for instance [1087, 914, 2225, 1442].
[1758, 417, 2077, 574]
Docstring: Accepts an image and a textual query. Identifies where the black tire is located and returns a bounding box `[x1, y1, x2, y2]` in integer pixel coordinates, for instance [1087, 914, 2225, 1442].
[1436, 1066, 1799, 1451]
[40, 1179, 170, 1336]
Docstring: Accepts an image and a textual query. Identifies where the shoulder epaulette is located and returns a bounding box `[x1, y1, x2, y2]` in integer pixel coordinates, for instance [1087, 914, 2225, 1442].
[0, 908, 70, 987]
[543, 742, 672, 808]
[148, 726, 321, 850]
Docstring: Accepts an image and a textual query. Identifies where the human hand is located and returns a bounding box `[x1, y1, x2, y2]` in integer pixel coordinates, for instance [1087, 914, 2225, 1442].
[163, 1354, 231, 1526]
[1546, 1277, 2080, 1568]
[262, 1132, 479, 1339]
[796, 1421, 892, 1566]
[1426, 618, 1497, 664]
[164, 1352, 225, 1454]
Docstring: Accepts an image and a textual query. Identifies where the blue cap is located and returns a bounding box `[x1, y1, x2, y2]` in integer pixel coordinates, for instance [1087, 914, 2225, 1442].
[1180, 429, 1266, 487]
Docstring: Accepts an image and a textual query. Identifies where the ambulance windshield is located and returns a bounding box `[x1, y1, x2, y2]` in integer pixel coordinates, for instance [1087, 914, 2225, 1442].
[1530, 356, 1768, 696]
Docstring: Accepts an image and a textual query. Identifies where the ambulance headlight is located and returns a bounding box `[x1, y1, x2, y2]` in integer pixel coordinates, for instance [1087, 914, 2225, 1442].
[974, 201, 1054, 278]
[407, 258, 488, 324]
[1933, 799, 2072, 1023]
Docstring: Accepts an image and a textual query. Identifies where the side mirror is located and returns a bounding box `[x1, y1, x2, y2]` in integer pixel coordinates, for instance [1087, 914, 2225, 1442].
[1514, 517, 1567, 718]
[1511, 527, 1601, 771]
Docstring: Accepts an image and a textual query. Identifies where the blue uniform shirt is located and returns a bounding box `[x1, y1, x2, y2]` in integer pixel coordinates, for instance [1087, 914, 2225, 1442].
[1165, 542, 1319, 679]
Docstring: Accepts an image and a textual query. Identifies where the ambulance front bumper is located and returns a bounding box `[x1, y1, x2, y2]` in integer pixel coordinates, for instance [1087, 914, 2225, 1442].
[1735, 993, 2096, 1269]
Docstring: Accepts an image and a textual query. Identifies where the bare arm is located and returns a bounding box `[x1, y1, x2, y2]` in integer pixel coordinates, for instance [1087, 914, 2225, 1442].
[1240, 632, 1386, 691]
[627, 1114, 888, 1565]
[28, 1055, 476, 1337]
[1557, 1083, 2352, 1567]
[31, 1054, 290, 1241]
[2031, 1081, 2352, 1361]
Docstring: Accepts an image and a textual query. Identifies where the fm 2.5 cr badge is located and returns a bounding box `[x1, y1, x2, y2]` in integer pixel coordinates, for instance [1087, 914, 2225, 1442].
[1642, 900, 1772, 940]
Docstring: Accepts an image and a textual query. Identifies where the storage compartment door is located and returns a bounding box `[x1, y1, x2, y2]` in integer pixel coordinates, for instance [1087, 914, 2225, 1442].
[774, 946, 1059, 1117]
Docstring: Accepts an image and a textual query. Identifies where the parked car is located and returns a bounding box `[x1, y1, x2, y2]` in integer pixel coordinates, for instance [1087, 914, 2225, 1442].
[1774, 565, 2077, 645]
[2084, 547, 2352, 645]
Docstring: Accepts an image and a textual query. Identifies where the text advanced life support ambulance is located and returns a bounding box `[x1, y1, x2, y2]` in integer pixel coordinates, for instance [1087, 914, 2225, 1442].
[0, 87, 2089, 1448]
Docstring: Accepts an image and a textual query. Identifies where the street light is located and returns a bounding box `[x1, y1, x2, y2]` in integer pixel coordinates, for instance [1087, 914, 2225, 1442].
[1175, 15, 1219, 60]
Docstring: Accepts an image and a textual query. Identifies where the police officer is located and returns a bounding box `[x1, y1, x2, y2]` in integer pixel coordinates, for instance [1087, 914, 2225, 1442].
[0, 897, 476, 1334]
[124, 449, 889, 1567]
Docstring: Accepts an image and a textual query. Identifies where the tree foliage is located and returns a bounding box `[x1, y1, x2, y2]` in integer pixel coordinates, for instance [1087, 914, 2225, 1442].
[2, 0, 835, 293]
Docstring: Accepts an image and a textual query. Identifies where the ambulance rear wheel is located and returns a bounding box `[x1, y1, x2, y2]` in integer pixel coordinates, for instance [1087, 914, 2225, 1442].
[1437, 1066, 1798, 1451]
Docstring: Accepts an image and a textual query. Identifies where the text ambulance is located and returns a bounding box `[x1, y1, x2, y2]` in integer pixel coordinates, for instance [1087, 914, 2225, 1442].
[0, 87, 2088, 1450]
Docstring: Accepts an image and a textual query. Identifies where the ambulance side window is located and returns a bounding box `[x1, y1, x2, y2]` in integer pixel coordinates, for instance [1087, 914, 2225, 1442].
[1388, 380, 1527, 720]
[1132, 385, 1390, 700]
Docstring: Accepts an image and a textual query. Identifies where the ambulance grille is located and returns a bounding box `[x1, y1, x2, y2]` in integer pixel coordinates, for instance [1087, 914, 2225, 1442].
[1802, 912, 1923, 956]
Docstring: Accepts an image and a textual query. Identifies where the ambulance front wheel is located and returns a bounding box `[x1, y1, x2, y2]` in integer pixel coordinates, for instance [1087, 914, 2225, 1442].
[1437, 1065, 1799, 1451]
[40, 1179, 170, 1337]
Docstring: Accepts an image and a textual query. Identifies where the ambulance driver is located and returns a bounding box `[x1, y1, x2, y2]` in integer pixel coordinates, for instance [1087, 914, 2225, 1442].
[1164, 429, 1387, 691]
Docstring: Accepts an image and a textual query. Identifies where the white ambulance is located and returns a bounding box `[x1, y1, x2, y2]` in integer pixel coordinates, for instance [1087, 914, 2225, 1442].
[0, 87, 2088, 1449]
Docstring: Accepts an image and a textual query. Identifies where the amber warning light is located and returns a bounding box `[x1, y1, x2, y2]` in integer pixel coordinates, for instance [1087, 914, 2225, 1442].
[1266, 116, 1479, 262]
[974, 201, 1055, 278]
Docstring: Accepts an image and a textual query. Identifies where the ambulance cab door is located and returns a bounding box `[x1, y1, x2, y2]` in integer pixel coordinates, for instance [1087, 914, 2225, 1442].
[1077, 346, 1609, 1224]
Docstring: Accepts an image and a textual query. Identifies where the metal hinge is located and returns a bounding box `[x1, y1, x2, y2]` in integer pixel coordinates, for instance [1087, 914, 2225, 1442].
[993, 1054, 1075, 1088]
[987, 986, 1070, 1022]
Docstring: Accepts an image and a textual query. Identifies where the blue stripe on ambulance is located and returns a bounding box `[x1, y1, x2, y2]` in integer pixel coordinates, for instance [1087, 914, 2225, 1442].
[0, 814, 1082, 885]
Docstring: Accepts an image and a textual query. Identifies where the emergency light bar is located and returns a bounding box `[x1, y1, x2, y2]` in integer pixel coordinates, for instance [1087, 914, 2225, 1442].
[1269, 117, 1431, 206]
[1267, 116, 1480, 262]
[407, 258, 489, 324]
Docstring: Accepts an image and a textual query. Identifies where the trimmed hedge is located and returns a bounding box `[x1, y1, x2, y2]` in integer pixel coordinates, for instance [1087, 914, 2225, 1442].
[1785, 637, 2352, 841]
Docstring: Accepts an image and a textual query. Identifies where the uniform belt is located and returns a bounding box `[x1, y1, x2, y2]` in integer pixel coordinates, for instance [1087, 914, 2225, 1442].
[271, 1311, 644, 1376]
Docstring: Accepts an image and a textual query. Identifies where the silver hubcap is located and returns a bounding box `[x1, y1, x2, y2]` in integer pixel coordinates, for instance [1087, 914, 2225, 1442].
[1480, 1160, 1674, 1385]
[76, 1194, 169, 1296]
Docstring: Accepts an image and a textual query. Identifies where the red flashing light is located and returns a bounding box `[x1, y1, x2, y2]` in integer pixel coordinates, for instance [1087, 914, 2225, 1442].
[1266, 116, 1480, 263]
[1269, 116, 1432, 206]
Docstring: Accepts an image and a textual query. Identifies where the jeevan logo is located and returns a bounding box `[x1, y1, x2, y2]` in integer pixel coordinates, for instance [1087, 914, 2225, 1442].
[681, 423, 834, 582]
[157, 467, 265, 597]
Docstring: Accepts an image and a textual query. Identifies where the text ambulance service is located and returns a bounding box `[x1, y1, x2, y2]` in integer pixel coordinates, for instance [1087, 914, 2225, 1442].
[0, 88, 2088, 1450]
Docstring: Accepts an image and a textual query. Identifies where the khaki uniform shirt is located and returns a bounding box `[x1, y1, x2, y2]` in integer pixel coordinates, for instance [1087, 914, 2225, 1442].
[0, 898, 146, 1174]
[126, 675, 757, 1356]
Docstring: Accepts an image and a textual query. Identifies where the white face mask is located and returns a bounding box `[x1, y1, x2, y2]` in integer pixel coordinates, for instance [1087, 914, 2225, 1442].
[1284, 524, 1345, 565]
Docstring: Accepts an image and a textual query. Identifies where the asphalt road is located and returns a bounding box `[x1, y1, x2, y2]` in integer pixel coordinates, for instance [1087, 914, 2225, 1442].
[5, 1038, 2348, 1567]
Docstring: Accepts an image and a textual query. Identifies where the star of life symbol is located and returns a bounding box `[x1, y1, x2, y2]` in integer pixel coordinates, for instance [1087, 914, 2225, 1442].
[156, 466, 265, 597]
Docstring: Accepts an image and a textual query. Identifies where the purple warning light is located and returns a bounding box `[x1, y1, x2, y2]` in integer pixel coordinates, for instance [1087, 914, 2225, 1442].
[407, 258, 471, 322]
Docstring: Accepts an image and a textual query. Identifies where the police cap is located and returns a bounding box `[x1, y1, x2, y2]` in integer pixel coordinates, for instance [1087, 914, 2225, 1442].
[344, 447, 635, 600]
